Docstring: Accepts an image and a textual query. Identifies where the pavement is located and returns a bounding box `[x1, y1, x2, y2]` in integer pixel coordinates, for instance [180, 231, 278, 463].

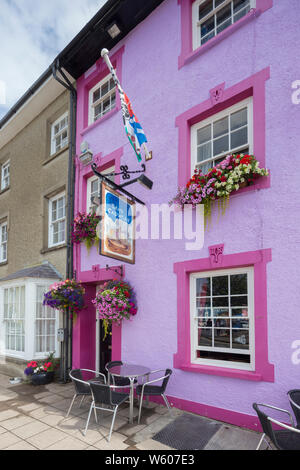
[0, 373, 265, 450]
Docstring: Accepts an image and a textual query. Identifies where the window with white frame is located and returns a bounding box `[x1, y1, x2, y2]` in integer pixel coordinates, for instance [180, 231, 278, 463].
[192, 0, 254, 49]
[35, 285, 57, 354]
[190, 267, 254, 369]
[49, 192, 66, 247]
[0, 222, 7, 263]
[3, 286, 25, 353]
[89, 75, 116, 125]
[1, 161, 10, 190]
[191, 98, 253, 174]
[86, 166, 115, 212]
[51, 112, 68, 155]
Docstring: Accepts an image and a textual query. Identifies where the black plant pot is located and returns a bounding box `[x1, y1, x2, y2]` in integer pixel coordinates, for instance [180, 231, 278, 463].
[31, 371, 54, 386]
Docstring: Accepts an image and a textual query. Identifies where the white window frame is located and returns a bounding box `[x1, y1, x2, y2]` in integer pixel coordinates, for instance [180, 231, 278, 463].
[2, 284, 26, 357]
[191, 97, 253, 176]
[48, 192, 66, 248]
[86, 166, 115, 212]
[0, 222, 7, 263]
[50, 112, 69, 156]
[190, 266, 255, 371]
[88, 74, 116, 125]
[192, 0, 256, 50]
[1, 160, 10, 190]
[35, 284, 59, 356]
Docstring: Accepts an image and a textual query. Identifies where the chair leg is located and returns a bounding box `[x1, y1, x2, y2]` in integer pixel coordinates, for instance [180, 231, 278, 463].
[108, 406, 118, 442]
[162, 393, 172, 417]
[138, 391, 145, 424]
[79, 395, 85, 408]
[66, 394, 77, 418]
[256, 433, 266, 450]
[94, 406, 98, 424]
[84, 401, 94, 436]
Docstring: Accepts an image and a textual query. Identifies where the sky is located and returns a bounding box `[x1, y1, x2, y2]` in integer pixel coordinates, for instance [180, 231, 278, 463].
[0, 0, 107, 119]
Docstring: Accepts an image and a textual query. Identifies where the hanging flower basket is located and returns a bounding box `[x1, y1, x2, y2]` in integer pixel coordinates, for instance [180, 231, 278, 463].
[170, 153, 268, 222]
[72, 212, 100, 251]
[92, 280, 137, 339]
[43, 279, 85, 317]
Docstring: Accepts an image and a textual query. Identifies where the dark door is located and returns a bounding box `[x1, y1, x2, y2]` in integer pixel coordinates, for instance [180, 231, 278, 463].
[98, 320, 112, 374]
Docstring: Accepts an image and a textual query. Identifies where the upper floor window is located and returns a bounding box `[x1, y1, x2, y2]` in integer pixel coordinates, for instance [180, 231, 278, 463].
[49, 192, 66, 248]
[0, 222, 7, 263]
[192, 0, 254, 49]
[190, 266, 254, 370]
[51, 112, 68, 155]
[1, 161, 10, 190]
[191, 97, 253, 174]
[86, 167, 115, 212]
[89, 75, 116, 125]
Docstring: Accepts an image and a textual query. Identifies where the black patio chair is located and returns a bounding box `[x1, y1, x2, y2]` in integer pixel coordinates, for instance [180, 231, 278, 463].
[136, 368, 173, 424]
[253, 403, 300, 450]
[288, 390, 300, 428]
[84, 381, 129, 441]
[105, 361, 137, 387]
[67, 369, 105, 418]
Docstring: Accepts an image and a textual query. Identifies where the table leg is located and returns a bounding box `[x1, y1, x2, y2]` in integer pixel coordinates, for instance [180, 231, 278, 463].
[129, 377, 135, 424]
[146, 374, 150, 405]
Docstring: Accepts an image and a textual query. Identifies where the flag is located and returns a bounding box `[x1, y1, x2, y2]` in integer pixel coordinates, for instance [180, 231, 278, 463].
[101, 49, 149, 163]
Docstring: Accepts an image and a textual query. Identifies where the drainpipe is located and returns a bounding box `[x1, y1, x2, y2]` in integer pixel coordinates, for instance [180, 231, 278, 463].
[52, 60, 77, 383]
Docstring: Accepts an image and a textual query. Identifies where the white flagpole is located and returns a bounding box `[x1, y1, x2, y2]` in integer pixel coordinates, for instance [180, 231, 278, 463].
[101, 49, 150, 161]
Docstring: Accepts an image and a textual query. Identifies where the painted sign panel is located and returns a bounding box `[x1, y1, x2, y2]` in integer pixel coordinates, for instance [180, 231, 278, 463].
[100, 183, 135, 264]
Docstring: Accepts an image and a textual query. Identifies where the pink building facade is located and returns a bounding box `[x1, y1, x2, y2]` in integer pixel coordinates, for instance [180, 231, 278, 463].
[72, 0, 300, 430]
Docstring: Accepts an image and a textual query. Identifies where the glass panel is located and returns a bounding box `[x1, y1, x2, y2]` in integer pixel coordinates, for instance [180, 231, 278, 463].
[231, 296, 248, 306]
[213, 135, 229, 156]
[197, 143, 211, 162]
[231, 108, 247, 131]
[217, 17, 232, 34]
[212, 276, 228, 295]
[213, 116, 228, 138]
[214, 318, 230, 328]
[213, 307, 230, 317]
[231, 127, 248, 149]
[232, 330, 249, 349]
[197, 308, 211, 318]
[214, 329, 230, 348]
[197, 124, 211, 145]
[201, 16, 215, 40]
[196, 277, 211, 296]
[230, 274, 247, 295]
[201, 30, 215, 45]
[101, 82, 109, 97]
[215, 0, 226, 6]
[103, 98, 111, 114]
[111, 93, 116, 107]
[232, 319, 249, 329]
[216, 4, 231, 26]
[198, 328, 212, 347]
[199, 0, 213, 21]
[212, 296, 229, 307]
[198, 318, 213, 328]
[232, 307, 248, 317]
[109, 78, 115, 90]
[196, 297, 211, 308]
[93, 89, 100, 102]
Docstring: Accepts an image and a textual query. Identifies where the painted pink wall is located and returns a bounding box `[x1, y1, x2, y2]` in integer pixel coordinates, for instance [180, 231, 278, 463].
[72, 0, 300, 429]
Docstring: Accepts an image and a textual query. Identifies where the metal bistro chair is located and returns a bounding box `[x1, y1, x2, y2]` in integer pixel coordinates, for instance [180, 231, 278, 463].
[253, 403, 300, 450]
[85, 380, 129, 441]
[105, 361, 137, 387]
[288, 390, 300, 428]
[66, 369, 105, 418]
[137, 368, 173, 424]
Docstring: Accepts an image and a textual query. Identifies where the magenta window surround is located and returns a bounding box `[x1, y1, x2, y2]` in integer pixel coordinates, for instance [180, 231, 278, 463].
[178, 0, 273, 69]
[175, 67, 270, 191]
[77, 45, 125, 136]
[173, 247, 274, 382]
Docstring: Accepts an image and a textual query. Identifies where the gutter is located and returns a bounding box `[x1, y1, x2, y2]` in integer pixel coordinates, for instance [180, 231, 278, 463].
[52, 59, 77, 383]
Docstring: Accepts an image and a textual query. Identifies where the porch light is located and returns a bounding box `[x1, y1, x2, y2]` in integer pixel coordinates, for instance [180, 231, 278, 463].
[137, 174, 153, 190]
[106, 22, 121, 39]
[79, 140, 93, 166]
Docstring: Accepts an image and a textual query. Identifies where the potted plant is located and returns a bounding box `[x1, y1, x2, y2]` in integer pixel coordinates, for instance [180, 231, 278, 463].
[92, 280, 137, 339]
[24, 353, 58, 386]
[72, 212, 100, 251]
[43, 279, 85, 319]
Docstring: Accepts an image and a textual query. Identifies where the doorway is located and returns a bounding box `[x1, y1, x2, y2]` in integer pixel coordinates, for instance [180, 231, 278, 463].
[95, 285, 112, 374]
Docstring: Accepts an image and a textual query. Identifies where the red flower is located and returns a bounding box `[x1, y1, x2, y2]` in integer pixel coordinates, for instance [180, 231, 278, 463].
[220, 176, 227, 182]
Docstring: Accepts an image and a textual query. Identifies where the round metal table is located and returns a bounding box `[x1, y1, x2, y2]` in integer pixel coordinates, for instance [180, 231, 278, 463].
[109, 364, 151, 424]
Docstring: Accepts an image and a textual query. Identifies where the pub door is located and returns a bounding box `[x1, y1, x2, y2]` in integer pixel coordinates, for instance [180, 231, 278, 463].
[95, 287, 112, 374]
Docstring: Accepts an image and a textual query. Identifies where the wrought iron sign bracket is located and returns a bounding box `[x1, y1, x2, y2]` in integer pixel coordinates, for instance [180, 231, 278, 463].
[106, 264, 124, 277]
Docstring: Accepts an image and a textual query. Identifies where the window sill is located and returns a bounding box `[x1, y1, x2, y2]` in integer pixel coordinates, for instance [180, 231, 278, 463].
[0, 260, 8, 267]
[41, 244, 67, 254]
[43, 146, 69, 166]
[0, 186, 10, 195]
[174, 357, 264, 382]
[81, 106, 119, 137]
[179, 9, 260, 69]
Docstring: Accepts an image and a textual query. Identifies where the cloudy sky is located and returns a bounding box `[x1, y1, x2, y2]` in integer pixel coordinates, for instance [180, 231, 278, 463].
[0, 0, 107, 119]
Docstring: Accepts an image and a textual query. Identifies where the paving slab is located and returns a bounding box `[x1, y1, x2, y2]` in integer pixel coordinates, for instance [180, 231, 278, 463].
[0, 415, 35, 431]
[0, 431, 22, 449]
[26, 427, 67, 449]
[12, 420, 50, 439]
[45, 436, 89, 450]
[204, 425, 263, 451]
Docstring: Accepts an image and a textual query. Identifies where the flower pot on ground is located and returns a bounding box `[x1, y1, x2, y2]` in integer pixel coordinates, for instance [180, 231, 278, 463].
[24, 353, 58, 385]
[31, 371, 54, 386]
[92, 280, 138, 339]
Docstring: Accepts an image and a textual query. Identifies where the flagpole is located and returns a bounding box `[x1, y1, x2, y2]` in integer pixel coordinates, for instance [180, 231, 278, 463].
[101, 49, 150, 161]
